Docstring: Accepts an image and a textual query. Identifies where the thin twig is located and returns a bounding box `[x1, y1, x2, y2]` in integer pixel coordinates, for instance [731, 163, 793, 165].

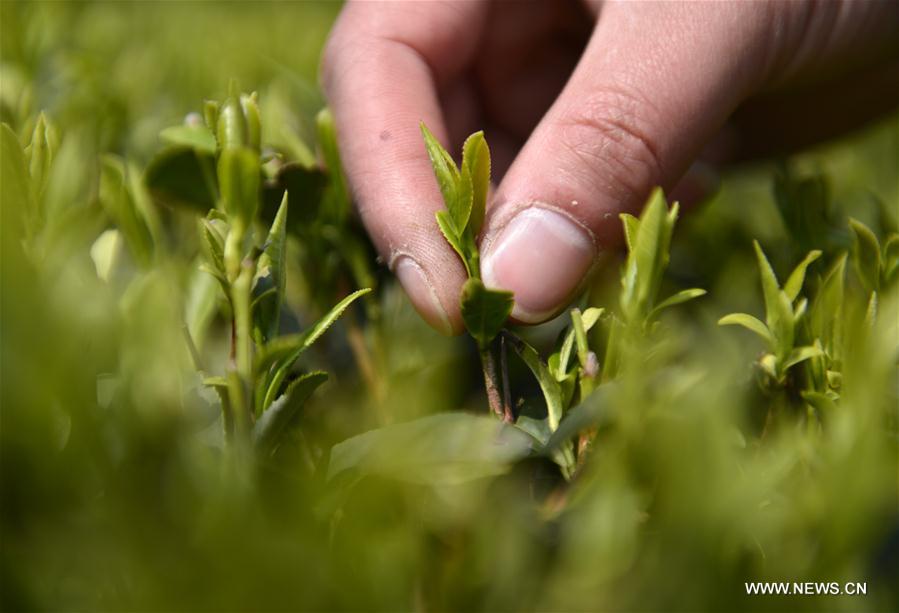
[480, 346, 507, 421]
[500, 335, 514, 423]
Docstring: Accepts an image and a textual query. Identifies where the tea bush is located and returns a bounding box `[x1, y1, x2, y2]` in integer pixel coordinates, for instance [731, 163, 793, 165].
[1, 3, 897, 612]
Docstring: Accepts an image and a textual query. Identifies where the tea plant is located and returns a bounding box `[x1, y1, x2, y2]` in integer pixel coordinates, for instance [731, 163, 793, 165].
[3, 7, 898, 608]
[421, 123, 514, 421]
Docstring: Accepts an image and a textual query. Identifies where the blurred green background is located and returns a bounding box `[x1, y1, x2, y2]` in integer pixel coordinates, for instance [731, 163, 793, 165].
[1, 1, 897, 612]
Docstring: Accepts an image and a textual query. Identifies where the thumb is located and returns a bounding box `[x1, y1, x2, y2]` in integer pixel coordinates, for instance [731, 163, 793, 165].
[480, 1, 771, 323]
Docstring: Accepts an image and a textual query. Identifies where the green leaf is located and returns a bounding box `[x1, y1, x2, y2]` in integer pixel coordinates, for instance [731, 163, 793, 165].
[435, 209, 468, 274]
[514, 414, 573, 473]
[460, 278, 514, 349]
[25, 112, 54, 201]
[571, 308, 590, 370]
[849, 218, 882, 292]
[328, 413, 533, 484]
[648, 288, 706, 321]
[200, 215, 226, 276]
[0, 123, 33, 239]
[883, 234, 899, 285]
[421, 122, 461, 222]
[506, 333, 565, 431]
[551, 328, 576, 381]
[145, 146, 217, 213]
[255, 287, 371, 374]
[217, 146, 260, 225]
[543, 383, 617, 453]
[253, 371, 328, 454]
[620, 188, 672, 322]
[783, 250, 821, 302]
[718, 313, 773, 347]
[253, 191, 288, 343]
[620, 213, 639, 252]
[159, 124, 216, 154]
[99, 155, 154, 266]
[783, 344, 824, 371]
[753, 241, 793, 358]
[461, 130, 490, 236]
[801, 390, 838, 414]
[89, 229, 122, 282]
[811, 253, 846, 353]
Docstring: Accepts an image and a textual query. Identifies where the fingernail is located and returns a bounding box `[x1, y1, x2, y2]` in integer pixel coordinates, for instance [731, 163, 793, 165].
[394, 256, 453, 335]
[481, 207, 595, 323]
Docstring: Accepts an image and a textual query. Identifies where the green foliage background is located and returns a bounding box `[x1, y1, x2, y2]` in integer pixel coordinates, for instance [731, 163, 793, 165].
[1, 2, 897, 611]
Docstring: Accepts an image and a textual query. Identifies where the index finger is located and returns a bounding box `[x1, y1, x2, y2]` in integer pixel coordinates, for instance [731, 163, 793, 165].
[320, 1, 488, 335]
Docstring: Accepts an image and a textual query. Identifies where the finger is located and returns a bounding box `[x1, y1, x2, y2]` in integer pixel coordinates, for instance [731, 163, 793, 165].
[321, 1, 488, 334]
[480, 1, 775, 323]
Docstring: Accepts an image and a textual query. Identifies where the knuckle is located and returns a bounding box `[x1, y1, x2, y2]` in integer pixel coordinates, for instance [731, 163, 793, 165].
[556, 86, 665, 207]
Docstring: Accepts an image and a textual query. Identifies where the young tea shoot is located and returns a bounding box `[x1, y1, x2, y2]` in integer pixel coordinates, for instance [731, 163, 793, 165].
[421, 123, 514, 421]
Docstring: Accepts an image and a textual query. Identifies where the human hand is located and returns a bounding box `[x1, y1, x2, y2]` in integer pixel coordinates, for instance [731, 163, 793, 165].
[322, 0, 898, 333]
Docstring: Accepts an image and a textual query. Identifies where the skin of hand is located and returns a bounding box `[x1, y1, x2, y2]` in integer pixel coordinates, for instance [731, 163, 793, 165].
[321, 0, 899, 334]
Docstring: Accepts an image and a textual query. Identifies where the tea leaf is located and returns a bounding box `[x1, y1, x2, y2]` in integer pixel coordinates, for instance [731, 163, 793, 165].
[200, 216, 226, 276]
[255, 287, 371, 374]
[648, 288, 706, 321]
[99, 155, 154, 266]
[621, 188, 672, 321]
[253, 371, 328, 454]
[783, 345, 824, 370]
[90, 229, 122, 282]
[784, 250, 821, 302]
[0, 123, 33, 237]
[753, 241, 793, 358]
[620, 213, 639, 252]
[253, 191, 288, 343]
[460, 278, 513, 349]
[506, 333, 564, 431]
[718, 313, 773, 347]
[543, 383, 617, 453]
[883, 234, 899, 285]
[801, 390, 838, 414]
[328, 413, 533, 484]
[160, 124, 216, 154]
[571, 308, 591, 371]
[435, 209, 467, 273]
[421, 122, 462, 223]
[461, 130, 490, 236]
[849, 218, 881, 292]
[25, 112, 54, 201]
[811, 253, 846, 354]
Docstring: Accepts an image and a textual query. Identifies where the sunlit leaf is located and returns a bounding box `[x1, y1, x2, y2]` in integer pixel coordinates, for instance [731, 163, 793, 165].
[648, 288, 706, 321]
[783, 250, 821, 302]
[849, 218, 881, 292]
[783, 344, 824, 371]
[461, 130, 490, 236]
[255, 287, 371, 375]
[718, 313, 773, 347]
